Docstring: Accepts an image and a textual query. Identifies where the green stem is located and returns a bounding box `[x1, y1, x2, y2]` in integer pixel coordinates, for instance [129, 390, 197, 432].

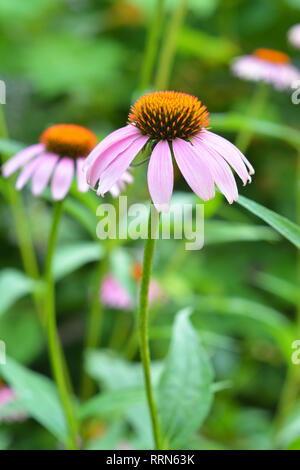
[154, 0, 189, 90]
[0, 105, 40, 283]
[139, 0, 166, 91]
[234, 83, 269, 153]
[45, 201, 78, 450]
[139, 205, 162, 450]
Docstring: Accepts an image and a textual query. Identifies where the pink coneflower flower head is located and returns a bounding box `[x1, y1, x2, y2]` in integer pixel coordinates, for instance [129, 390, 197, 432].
[288, 24, 300, 49]
[2, 124, 98, 200]
[232, 48, 300, 90]
[101, 274, 134, 311]
[85, 91, 254, 212]
[109, 171, 133, 198]
[0, 385, 27, 423]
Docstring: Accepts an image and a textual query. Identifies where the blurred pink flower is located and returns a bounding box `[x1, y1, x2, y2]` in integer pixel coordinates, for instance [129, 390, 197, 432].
[100, 269, 164, 311]
[84, 91, 253, 212]
[288, 24, 300, 49]
[0, 386, 27, 423]
[232, 48, 300, 91]
[101, 275, 134, 311]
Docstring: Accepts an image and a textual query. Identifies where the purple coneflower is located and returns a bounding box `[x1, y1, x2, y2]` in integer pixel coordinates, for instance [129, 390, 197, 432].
[2, 124, 98, 200]
[232, 48, 300, 91]
[288, 24, 300, 49]
[84, 91, 254, 212]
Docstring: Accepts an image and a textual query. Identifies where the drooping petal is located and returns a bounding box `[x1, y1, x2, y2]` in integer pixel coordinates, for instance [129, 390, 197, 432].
[76, 158, 89, 193]
[199, 130, 253, 183]
[172, 138, 215, 201]
[31, 153, 59, 196]
[84, 124, 141, 169]
[51, 157, 74, 201]
[97, 136, 148, 196]
[15, 155, 44, 190]
[192, 139, 238, 203]
[147, 140, 174, 212]
[2, 143, 45, 178]
[121, 171, 134, 184]
[87, 133, 140, 188]
[109, 183, 121, 198]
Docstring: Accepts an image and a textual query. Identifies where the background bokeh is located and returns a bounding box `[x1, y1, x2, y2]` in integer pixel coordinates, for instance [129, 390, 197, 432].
[0, 0, 300, 450]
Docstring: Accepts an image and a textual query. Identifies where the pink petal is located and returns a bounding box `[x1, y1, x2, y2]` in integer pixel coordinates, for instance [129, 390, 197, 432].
[147, 140, 174, 212]
[84, 125, 141, 169]
[109, 184, 121, 198]
[31, 153, 58, 196]
[97, 136, 148, 196]
[2, 143, 45, 178]
[121, 171, 134, 184]
[76, 158, 89, 193]
[51, 157, 74, 201]
[192, 139, 238, 203]
[87, 134, 140, 188]
[199, 131, 252, 184]
[172, 138, 215, 201]
[15, 155, 44, 190]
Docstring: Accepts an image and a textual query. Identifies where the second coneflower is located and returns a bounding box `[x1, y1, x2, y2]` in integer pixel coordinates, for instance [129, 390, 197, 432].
[232, 48, 300, 91]
[84, 91, 254, 212]
[2, 124, 97, 200]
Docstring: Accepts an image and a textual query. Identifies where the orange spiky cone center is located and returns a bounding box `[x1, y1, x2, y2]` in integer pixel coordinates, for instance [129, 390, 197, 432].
[128, 91, 210, 140]
[253, 48, 290, 65]
[40, 124, 97, 159]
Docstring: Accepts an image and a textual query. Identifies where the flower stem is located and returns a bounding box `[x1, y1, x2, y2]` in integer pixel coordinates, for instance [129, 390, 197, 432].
[154, 0, 189, 90]
[45, 201, 78, 450]
[139, 205, 162, 450]
[139, 0, 166, 91]
[0, 105, 40, 283]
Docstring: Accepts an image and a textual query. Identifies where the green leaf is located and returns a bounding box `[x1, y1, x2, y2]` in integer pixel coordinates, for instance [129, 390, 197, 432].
[80, 387, 145, 419]
[178, 28, 239, 64]
[211, 113, 300, 149]
[0, 358, 69, 444]
[205, 221, 279, 244]
[0, 310, 44, 364]
[84, 350, 163, 449]
[194, 296, 293, 360]
[53, 242, 104, 281]
[0, 269, 36, 316]
[158, 308, 214, 449]
[85, 421, 126, 450]
[0, 138, 23, 157]
[236, 195, 300, 249]
[255, 272, 298, 305]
